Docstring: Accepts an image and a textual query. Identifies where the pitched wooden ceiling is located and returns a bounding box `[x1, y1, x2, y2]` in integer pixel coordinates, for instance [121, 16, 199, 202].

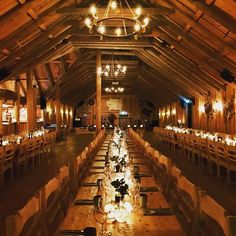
[0, 0, 235, 107]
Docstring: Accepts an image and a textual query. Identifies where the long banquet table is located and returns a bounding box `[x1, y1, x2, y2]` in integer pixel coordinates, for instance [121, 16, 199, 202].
[57, 132, 186, 236]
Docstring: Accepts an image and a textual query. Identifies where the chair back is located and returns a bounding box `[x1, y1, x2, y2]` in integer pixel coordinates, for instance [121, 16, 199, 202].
[200, 193, 228, 236]
[5, 196, 40, 236]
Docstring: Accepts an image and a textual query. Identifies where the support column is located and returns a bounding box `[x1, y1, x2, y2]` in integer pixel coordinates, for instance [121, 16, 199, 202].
[55, 85, 62, 139]
[26, 70, 37, 132]
[96, 50, 102, 133]
[14, 78, 20, 133]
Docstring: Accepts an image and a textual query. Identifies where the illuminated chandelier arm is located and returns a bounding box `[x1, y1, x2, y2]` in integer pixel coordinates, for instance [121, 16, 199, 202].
[119, 0, 127, 36]
[105, 0, 112, 18]
[124, 0, 136, 19]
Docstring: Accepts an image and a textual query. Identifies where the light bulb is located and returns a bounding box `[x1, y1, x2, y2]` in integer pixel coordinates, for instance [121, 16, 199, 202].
[135, 7, 142, 16]
[114, 71, 118, 76]
[122, 66, 127, 72]
[106, 65, 110, 70]
[143, 17, 149, 26]
[111, 1, 117, 9]
[134, 23, 141, 31]
[98, 25, 105, 34]
[90, 5, 97, 15]
[104, 71, 109, 77]
[85, 18, 92, 27]
[97, 67, 102, 75]
[116, 28, 121, 36]
[117, 64, 121, 69]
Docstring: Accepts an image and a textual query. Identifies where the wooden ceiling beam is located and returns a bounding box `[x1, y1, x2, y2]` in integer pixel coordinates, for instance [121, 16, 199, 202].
[0, 17, 70, 68]
[135, 50, 198, 97]
[148, 46, 220, 93]
[166, 0, 236, 53]
[1, 32, 72, 83]
[152, 41, 225, 91]
[141, 49, 205, 95]
[32, 68, 43, 96]
[0, 0, 70, 52]
[152, 30, 227, 87]
[137, 74, 176, 102]
[57, 6, 175, 16]
[188, 0, 236, 34]
[139, 65, 187, 97]
[44, 63, 56, 87]
[159, 15, 236, 74]
[72, 36, 153, 49]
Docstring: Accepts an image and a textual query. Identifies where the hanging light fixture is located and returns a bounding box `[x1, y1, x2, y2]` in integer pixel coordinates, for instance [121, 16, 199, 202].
[98, 51, 127, 79]
[105, 82, 124, 93]
[84, 0, 150, 38]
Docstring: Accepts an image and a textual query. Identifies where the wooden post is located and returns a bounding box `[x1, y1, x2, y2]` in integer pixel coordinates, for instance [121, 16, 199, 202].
[0, 100, 2, 135]
[55, 85, 62, 139]
[96, 50, 102, 132]
[14, 78, 20, 133]
[26, 70, 37, 132]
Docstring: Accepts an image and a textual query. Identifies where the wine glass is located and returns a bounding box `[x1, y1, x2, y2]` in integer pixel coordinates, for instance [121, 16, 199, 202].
[94, 197, 112, 236]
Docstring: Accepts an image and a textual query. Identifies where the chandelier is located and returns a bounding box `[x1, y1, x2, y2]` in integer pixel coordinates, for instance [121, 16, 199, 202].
[84, 0, 150, 38]
[98, 51, 127, 79]
[105, 82, 124, 93]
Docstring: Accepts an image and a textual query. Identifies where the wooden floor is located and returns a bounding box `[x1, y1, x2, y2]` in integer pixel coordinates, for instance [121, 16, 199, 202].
[0, 132, 94, 235]
[143, 131, 236, 215]
[58, 133, 186, 236]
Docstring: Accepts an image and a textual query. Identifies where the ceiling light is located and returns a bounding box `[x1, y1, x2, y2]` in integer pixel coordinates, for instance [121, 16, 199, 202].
[85, 0, 150, 38]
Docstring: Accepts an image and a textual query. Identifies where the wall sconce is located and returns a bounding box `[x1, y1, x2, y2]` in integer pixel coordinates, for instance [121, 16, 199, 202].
[199, 104, 205, 113]
[166, 110, 170, 117]
[213, 100, 223, 112]
[171, 109, 176, 115]
[161, 112, 165, 116]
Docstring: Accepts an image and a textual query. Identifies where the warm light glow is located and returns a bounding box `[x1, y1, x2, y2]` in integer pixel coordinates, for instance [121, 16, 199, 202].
[134, 23, 141, 31]
[85, 1, 149, 38]
[116, 28, 121, 36]
[135, 7, 142, 16]
[85, 18, 92, 28]
[98, 25, 106, 34]
[111, 1, 117, 9]
[90, 5, 97, 15]
[122, 66, 127, 73]
[171, 109, 176, 115]
[199, 104, 205, 113]
[213, 100, 223, 112]
[97, 67, 102, 75]
[143, 17, 149, 26]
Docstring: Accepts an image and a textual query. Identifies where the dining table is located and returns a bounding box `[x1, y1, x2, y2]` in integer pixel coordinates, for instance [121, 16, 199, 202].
[57, 132, 186, 236]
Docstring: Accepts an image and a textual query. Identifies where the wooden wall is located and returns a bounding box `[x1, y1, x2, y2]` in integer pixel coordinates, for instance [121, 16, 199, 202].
[159, 84, 236, 134]
[44, 98, 73, 131]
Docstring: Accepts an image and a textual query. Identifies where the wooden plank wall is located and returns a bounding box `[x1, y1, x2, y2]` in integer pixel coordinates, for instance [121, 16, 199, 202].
[158, 85, 236, 134]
